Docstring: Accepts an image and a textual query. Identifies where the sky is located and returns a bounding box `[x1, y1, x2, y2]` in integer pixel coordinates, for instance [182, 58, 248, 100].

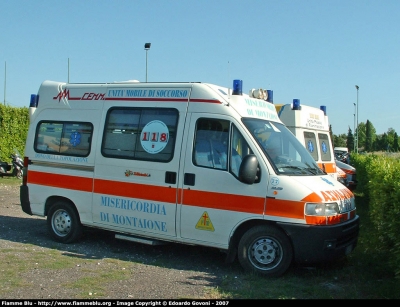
[1, 0, 399, 135]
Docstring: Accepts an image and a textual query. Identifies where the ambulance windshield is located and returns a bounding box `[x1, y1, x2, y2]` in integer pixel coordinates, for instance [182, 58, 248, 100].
[242, 118, 325, 175]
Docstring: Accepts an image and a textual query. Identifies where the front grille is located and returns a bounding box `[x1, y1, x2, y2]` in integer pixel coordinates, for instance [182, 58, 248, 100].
[336, 219, 359, 248]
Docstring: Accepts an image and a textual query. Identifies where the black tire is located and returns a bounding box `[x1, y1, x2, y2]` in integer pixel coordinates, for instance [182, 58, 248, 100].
[238, 225, 293, 277]
[47, 201, 83, 243]
[16, 169, 23, 180]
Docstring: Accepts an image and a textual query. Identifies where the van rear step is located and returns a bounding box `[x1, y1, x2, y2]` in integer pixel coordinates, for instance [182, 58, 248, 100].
[115, 234, 168, 245]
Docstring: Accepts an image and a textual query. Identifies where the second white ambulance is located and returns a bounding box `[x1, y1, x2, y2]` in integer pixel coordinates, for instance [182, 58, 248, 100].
[275, 101, 337, 180]
[20, 79, 359, 277]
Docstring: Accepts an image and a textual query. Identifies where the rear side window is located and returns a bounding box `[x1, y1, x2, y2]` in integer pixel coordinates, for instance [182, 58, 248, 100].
[102, 107, 178, 162]
[318, 133, 332, 162]
[303, 131, 319, 161]
[34, 121, 93, 157]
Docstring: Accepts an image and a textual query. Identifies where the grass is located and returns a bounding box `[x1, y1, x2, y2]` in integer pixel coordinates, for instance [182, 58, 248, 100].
[0, 176, 22, 186]
[66, 259, 134, 298]
[0, 239, 136, 299]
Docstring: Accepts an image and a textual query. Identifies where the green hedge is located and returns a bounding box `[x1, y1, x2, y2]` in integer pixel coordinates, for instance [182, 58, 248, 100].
[352, 153, 400, 278]
[0, 104, 29, 162]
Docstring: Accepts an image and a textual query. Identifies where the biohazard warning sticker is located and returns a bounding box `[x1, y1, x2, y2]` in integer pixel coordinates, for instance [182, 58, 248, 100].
[195, 211, 215, 232]
[140, 120, 169, 154]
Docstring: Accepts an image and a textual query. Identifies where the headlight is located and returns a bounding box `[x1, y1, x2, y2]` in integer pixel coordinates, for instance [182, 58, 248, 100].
[305, 202, 339, 216]
[337, 176, 347, 185]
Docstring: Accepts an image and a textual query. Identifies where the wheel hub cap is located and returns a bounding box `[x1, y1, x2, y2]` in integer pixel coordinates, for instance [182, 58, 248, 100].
[53, 210, 71, 236]
[252, 238, 279, 265]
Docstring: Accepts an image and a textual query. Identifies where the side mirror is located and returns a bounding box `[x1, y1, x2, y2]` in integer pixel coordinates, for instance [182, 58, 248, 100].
[238, 154, 259, 184]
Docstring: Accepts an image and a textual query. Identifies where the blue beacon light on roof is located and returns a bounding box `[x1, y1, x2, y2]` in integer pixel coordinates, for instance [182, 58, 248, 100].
[30, 94, 39, 107]
[292, 99, 301, 110]
[232, 79, 243, 95]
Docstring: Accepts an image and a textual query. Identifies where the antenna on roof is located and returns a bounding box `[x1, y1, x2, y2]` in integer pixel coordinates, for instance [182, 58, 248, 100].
[228, 61, 231, 99]
[3, 61, 6, 105]
[68, 58, 70, 83]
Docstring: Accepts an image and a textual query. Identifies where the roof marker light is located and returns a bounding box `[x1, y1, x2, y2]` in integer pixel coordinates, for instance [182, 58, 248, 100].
[232, 79, 243, 95]
[267, 90, 273, 103]
[320, 105, 327, 115]
[293, 99, 301, 110]
[249, 88, 266, 99]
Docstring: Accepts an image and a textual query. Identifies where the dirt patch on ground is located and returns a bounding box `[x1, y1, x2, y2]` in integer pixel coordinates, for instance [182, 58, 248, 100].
[0, 181, 243, 299]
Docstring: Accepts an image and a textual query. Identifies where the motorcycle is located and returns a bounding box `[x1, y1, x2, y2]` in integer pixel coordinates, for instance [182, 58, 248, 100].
[0, 150, 24, 179]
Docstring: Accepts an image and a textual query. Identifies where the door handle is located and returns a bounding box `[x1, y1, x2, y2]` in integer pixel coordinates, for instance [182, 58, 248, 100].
[184, 173, 195, 186]
[165, 171, 177, 184]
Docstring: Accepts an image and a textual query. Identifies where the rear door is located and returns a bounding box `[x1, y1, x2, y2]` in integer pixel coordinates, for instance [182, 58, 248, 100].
[91, 89, 190, 239]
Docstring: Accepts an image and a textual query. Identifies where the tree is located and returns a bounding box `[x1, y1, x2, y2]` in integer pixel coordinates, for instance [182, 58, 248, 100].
[333, 133, 347, 148]
[393, 132, 399, 152]
[386, 128, 396, 151]
[356, 122, 366, 151]
[346, 127, 355, 152]
[381, 133, 389, 151]
[365, 120, 376, 152]
[329, 125, 334, 147]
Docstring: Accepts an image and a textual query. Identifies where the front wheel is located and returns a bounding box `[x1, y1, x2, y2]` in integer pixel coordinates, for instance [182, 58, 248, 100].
[16, 169, 23, 179]
[238, 225, 293, 277]
[47, 201, 83, 243]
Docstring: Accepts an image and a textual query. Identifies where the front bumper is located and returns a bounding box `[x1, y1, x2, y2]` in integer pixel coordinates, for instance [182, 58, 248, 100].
[278, 215, 359, 264]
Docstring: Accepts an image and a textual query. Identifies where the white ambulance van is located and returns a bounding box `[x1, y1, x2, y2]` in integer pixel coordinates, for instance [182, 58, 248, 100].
[275, 101, 338, 181]
[20, 79, 359, 277]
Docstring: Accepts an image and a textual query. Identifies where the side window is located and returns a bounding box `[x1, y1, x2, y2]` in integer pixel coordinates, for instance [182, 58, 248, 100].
[34, 121, 93, 157]
[303, 131, 319, 161]
[102, 108, 178, 162]
[231, 125, 254, 177]
[193, 118, 229, 170]
[318, 133, 332, 162]
[193, 119, 256, 179]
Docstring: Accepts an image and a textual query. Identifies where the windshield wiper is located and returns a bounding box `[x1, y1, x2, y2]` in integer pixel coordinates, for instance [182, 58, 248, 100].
[304, 167, 320, 175]
[277, 165, 312, 174]
[304, 163, 325, 175]
[278, 165, 323, 175]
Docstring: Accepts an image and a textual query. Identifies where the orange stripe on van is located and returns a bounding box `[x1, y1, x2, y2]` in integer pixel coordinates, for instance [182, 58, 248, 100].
[301, 192, 324, 202]
[104, 98, 221, 104]
[317, 162, 336, 174]
[265, 198, 305, 219]
[93, 179, 176, 204]
[305, 216, 327, 225]
[28, 171, 93, 192]
[105, 97, 188, 102]
[28, 171, 356, 225]
[181, 189, 265, 214]
[305, 212, 353, 225]
[302, 189, 353, 203]
[190, 99, 222, 104]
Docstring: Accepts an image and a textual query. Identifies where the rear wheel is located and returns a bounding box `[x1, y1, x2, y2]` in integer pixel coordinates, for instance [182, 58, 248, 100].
[47, 201, 83, 243]
[238, 225, 293, 277]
